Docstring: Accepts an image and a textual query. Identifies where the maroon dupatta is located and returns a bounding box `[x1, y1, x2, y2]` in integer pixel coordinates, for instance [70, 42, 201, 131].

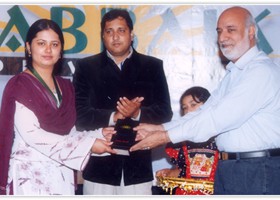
[0, 72, 76, 194]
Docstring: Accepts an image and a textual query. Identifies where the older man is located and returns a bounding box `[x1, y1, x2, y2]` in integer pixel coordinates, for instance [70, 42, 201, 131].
[130, 6, 280, 194]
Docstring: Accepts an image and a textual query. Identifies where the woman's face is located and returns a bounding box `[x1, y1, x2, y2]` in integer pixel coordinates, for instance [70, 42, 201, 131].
[26, 29, 62, 70]
[181, 95, 204, 115]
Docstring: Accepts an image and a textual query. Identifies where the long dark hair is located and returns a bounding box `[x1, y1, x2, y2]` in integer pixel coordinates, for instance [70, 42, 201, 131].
[179, 86, 210, 116]
[25, 19, 64, 75]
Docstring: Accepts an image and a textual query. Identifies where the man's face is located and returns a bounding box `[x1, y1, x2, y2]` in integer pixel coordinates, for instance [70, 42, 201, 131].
[102, 17, 133, 60]
[216, 10, 251, 62]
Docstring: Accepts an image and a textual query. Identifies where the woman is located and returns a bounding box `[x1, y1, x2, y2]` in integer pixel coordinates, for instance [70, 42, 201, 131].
[156, 86, 219, 195]
[0, 19, 116, 195]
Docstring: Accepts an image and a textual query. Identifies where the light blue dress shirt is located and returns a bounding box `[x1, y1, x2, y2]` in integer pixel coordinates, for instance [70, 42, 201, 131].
[164, 46, 280, 152]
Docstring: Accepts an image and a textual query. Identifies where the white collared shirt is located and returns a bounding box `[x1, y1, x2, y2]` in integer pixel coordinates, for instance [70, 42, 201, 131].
[165, 46, 280, 152]
[106, 46, 133, 70]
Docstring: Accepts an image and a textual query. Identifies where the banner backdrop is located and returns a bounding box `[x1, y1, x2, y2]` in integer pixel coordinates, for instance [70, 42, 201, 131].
[1, 4, 280, 116]
[1, 4, 280, 184]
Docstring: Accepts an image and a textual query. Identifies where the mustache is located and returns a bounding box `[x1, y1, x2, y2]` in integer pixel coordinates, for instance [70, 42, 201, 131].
[219, 42, 232, 49]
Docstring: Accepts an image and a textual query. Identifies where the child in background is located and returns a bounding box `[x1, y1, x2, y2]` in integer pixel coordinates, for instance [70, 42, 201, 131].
[156, 86, 219, 195]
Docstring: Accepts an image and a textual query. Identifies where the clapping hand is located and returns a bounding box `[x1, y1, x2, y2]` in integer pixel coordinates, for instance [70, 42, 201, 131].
[117, 97, 144, 119]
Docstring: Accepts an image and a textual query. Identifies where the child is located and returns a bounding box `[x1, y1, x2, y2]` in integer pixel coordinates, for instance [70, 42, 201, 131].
[156, 86, 219, 195]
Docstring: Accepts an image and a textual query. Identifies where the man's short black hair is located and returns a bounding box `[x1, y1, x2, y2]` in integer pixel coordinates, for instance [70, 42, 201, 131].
[101, 8, 133, 35]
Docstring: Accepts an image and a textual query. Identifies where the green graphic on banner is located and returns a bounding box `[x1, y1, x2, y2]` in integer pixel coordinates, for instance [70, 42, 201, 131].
[255, 9, 273, 54]
[51, 7, 87, 54]
[0, 6, 29, 52]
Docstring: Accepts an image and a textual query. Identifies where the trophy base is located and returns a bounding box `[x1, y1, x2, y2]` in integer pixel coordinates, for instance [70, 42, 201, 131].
[113, 148, 130, 156]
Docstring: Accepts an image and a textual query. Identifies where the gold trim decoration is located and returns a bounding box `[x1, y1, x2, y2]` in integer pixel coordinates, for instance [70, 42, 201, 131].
[156, 176, 214, 195]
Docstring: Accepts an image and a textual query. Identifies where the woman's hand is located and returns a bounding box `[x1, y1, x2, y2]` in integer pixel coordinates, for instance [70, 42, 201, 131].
[91, 138, 117, 154]
[102, 127, 116, 141]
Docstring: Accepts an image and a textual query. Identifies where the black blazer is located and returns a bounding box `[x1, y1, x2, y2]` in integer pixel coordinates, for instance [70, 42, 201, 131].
[73, 49, 173, 185]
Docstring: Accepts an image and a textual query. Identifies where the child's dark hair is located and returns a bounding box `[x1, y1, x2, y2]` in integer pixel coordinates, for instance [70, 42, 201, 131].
[179, 86, 210, 116]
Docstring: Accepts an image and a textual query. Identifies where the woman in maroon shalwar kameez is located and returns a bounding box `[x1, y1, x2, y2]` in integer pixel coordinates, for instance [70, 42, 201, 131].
[0, 19, 116, 195]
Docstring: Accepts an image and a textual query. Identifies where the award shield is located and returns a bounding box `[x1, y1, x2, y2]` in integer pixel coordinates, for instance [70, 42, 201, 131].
[111, 118, 139, 155]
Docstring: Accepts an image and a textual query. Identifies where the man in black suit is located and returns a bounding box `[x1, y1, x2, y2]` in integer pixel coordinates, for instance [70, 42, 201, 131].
[73, 8, 173, 195]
